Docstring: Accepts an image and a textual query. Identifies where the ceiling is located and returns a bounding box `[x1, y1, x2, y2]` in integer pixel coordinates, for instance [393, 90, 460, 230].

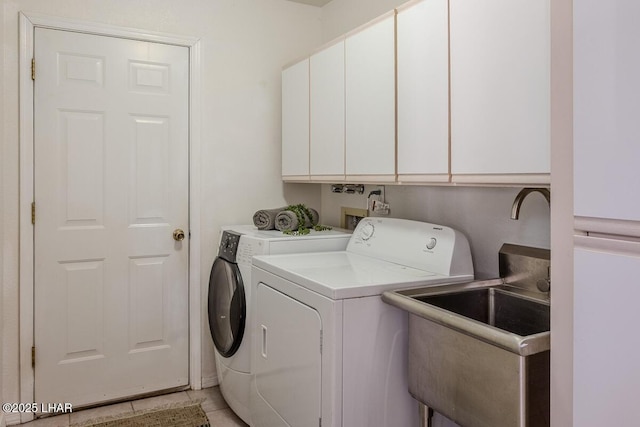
[286, 0, 332, 7]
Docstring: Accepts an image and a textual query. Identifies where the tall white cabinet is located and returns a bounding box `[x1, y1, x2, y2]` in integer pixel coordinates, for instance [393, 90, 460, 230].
[396, 0, 449, 182]
[449, 0, 550, 183]
[281, 58, 309, 180]
[310, 41, 345, 180]
[573, 1, 640, 425]
[345, 13, 396, 181]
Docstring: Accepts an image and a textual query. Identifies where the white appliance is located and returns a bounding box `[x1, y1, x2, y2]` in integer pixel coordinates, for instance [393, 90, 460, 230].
[207, 226, 351, 425]
[249, 217, 474, 427]
[573, 2, 640, 425]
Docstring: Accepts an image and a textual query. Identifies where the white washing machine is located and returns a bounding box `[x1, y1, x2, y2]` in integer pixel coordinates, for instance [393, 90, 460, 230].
[207, 226, 351, 425]
[250, 217, 474, 427]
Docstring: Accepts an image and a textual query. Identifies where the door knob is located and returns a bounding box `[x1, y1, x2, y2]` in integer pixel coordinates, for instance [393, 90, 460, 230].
[173, 229, 185, 241]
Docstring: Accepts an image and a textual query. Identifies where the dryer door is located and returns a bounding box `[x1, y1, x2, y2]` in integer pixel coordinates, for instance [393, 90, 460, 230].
[254, 283, 322, 427]
[208, 257, 246, 358]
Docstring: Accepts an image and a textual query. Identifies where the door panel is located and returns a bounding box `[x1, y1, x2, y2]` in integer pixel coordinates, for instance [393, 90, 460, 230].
[574, 247, 640, 426]
[34, 27, 189, 406]
[255, 283, 321, 427]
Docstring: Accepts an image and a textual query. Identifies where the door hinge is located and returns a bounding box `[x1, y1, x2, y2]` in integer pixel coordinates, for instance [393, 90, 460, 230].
[31, 346, 36, 368]
[31, 202, 36, 225]
[31, 58, 35, 81]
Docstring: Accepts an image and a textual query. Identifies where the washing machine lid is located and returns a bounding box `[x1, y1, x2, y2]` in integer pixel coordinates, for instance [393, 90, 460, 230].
[208, 257, 246, 357]
[252, 251, 473, 300]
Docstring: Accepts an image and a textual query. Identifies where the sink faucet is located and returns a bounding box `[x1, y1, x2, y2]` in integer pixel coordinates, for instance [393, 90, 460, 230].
[510, 188, 550, 220]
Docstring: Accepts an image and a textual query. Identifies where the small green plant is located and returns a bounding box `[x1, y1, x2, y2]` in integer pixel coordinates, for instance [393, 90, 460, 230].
[281, 204, 332, 235]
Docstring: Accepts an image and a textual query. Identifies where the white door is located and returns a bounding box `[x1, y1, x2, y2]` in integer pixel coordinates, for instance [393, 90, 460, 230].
[34, 28, 189, 407]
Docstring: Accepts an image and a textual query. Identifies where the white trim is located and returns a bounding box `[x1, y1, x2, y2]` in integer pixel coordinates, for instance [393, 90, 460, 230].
[188, 39, 203, 392]
[451, 173, 551, 185]
[396, 174, 450, 183]
[2, 413, 20, 427]
[309, 175, 346, 182]
[201, 374, 220, 390]
[18, 13, 203, 420]
[345, 174, 397, 183]
[18, 13, 35, 424]
[0, 413, 22, 427]
[21, 11, 198, 46]
[282, 175, 312, 182]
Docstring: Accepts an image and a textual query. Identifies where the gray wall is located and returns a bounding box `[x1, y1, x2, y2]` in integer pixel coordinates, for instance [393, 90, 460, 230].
[321, 185, 550, 279]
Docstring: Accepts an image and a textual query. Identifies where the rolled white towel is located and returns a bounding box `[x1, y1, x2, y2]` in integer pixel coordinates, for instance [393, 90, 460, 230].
[253, 207, 287, 230]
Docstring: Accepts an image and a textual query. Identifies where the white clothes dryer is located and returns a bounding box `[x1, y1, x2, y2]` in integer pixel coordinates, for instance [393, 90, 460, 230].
[207, 226, 351, 425]
[250, 217, 474, 427]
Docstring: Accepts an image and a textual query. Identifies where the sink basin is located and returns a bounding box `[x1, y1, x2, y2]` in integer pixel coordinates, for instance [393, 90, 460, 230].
[417, 287, 550, 338]
[382, 280, 550, 427]
[384, 280, 550, 356]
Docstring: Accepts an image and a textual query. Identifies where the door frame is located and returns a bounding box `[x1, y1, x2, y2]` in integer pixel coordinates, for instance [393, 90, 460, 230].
[18, 12, 202, 423]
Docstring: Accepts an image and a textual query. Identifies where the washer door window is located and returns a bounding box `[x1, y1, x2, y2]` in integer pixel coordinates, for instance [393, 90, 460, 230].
[208, 257, 246, 358]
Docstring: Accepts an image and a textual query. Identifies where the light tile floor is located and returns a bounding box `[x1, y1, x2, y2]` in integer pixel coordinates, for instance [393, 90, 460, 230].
[19, 387, 247, 427]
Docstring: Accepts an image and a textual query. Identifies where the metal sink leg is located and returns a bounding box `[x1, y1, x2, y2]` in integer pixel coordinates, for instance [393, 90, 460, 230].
[419, 403, 434, 427]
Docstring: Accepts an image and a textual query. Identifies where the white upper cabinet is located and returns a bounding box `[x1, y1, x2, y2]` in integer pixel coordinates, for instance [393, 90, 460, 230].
[310, 41, 345, 179]
[345, 13, 396, 181]
[449, 0, 550, 184]
[574, 0, 640, 222]
[282, 58, 309, 179]
[397, 0, 450, 182]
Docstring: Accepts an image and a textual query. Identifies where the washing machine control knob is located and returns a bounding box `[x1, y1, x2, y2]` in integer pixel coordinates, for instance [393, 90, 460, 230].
[360, 222, 375, 241]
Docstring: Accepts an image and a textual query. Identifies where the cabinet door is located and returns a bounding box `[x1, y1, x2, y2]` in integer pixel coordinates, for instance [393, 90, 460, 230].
[281, 59, 309, 179]
[574, 245, 640, 426]
[310, 41, 345, 179]
[574, 0, 640, 222]
[345, 14, 396, 181]
[397, 0, 449, 182]
[450, 0, 550, 183]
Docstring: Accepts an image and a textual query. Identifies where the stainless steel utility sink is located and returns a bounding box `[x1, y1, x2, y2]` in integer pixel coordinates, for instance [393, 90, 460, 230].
[382, 244, 551, 427]
[419, 287, 549, 336]
[409, 284, 550, 355]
